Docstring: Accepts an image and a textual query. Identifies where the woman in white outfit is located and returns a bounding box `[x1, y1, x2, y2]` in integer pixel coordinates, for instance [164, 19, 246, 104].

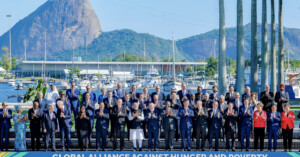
[45, 84, 59, 112]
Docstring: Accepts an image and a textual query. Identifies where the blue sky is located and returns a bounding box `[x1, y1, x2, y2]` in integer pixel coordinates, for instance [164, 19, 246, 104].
[0, 0, 300, 39]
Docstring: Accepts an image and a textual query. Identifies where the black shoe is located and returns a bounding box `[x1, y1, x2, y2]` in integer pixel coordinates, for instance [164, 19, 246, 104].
[225, 149, 229, 152]
[155, 148, 158, 151]
[202, 148, 205, 151]
[241, 149, 244, 152]
[232, 148, 235, 152]
[208, 148, 212, 152]
[102, 149, 106, 151]
[254, 149, 257, 152]
[133, 148, 137, 151]
[51, 149, 57, 152]
[62, 148, 65, 152]
[187, 149, 191, 151]
[67, 149, 71, 152]
[113, 149, 116, 151]
[215, 149, 218, 152]
[268, 149, 271, 152]
[45, 149, 49, 152]
[196, 149, 200, 151]
[284, 149, 287, 152]
[246, 149, 249, 152]
[170, 148, 173, 151]
[96, 148, 101, 151]
[274, 149, 277, 152]
[181, 149, 184, 151]
[289, 149, 292, 152]
[139, 148, 143, 151]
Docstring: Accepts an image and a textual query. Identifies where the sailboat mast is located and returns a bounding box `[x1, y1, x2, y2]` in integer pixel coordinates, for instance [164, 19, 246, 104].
[172, 32, 176, 84]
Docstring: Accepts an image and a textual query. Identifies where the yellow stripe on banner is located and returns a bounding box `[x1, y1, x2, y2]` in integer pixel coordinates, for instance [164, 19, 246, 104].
[0, 152, 9, 157]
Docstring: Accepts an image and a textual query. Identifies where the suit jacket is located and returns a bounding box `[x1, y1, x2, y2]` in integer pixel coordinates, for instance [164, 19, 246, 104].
[137, 99, 149, 110]
[129, 91, 139, 102]
[177, 90, 191, 102]
[113, 89, 124, 99]
[239, 105, 254, 127]
[267, 111, 281, 131]
[42, 110, 58, 132]
[253, 110, 267, 128]
[170, 99, 182, 109]
[209, 92, 220, 101]
[160, 107, 177, 130]
[56, 107, 73, 128]
[111, 105, 127, 127]
[144, 108, 160, 130]
[260, 91, 274, 112]
[123, 99, 133, 109]
[223, 108, 238, 131]
[28, 108, 44, 130]
[66, 88, 81, 110]
[81, 99, 95, 118]
[202, 99, 213, 110]
[55, 98, 71, 110]
[151, 92, 165, 102]
[281, 110, 295, 129]
[230, 99, 243, 114]
[194, 107, 208, 127]
[225, 92, 235, 103]
[189, 99, 197, 108]
[103, 97, 117, 110]
[242, 93, 250, 102]
[98, 94, 107, 104]
[275, 91, 289, 112]
[82, 92, 97, 104]
[208, 109, 222, 129]
[34, 98, 48, 111]
[0, 108, 12, 128]
[95, 109, 109, 130]
[152, 100, 164, 111]
[178, 107, 194, 130]
[195, 92, 204, 101]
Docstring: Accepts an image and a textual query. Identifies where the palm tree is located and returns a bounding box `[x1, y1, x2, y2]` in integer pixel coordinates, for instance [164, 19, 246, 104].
[236, 0, 244, 95]
[261, 0, 268, 91]
[270, 0, 277, 93]
[218, 0, 227, 96]
[251, 0, 258, 93]
[278, 0, 284, 85]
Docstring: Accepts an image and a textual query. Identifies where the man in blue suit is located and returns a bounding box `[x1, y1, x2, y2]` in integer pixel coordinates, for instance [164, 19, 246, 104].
[57, 101, 73, 152]
[151, 86, 165, 101]
[0, 102, 12, 151]
[113, 83, 125, 99]
[81, 92, 96, 144]
[209, 85, 220, 101]
[178, 99, 194, 151]
[43, 105, 58, 152]
[208, 101, 222, 151]
[267, 104, 281, 152]
[82, 85, 97, 105]
[66, 81, 81, 116]
[177, 83, 191, 104]
[95, 102, 109, 151]
[239, 99, 253, 151]
[98, 88, 108, 104]
[145, 103, 160, 151]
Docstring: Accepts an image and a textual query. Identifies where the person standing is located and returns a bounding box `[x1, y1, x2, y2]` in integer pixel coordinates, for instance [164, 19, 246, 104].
[239, 99, 254, 151]
[82, 85, 97, 105]
[95, 102, 109, 151]
[160, 101, 176, 151]
[66, 81, 81, 116]
[242, 86, 251, 101]
[81, 92, 96, 147]
[208, 101, 222, 151]
[0, 102, 12, 151]
[275, 84, 289, 112]
[43, 105, 58, 152]
[57, 101, 73, 151]
[151, 86, 165, 101]
[13, 105, 28, 152]
[260, 85, 274, 112]
[76, 106, 91, 151]
[281, 104, 295, 152]
[225, 85, 235, 103]
[145, 103, 160, 151]
[34, 92, 47, 110]
[253, 103, 267, 151]
[224, 103, 237, 152]
[194, 100, 208, 151]
[267, 104, 281, 152]
[113, 83, 125, 99]
[28, 102, 44, 151]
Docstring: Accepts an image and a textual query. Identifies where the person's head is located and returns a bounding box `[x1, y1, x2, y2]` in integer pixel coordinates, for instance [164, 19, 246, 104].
[15, 105, 22, 114]
[143, 88, 148, 94]
[196, 100, 203, 108]
[257, 103, 263, 111]
[101, 88, 107, 95]
[60, 91, 66, 99]
[33, 101, 39, 109]
[213, 101, 218, 109]
[183, 99, 189, 108]
[48, 104, 54, 112]
[181, 83, 186, 91]
[71, 81, 76, 88]
[131, 85, 137, 92]
[86, 85, 92, 93]
[133, 102, 139, 110]
[117, 83, 122, 89]
[244, 99, 249, 106]
[50, 84, 55, 91]
[125, 93, 131, 100]
[279, 84, 285, 92]
[251, 92, 257, 100]
[2, 102, 7, 109]
[229, 85, 234, 92]
[80, 106, 86, 113]
[171, 92, 177, 99]
[107, 91, 113, 98]
[117, 99, 123, 107]
[245, 86, 251, 94]
[212, 85, 218, 93]
[153, 95, 158, 102]
[38, 92, 43, 99]
[197, 86, 202, 93]
[204, 93, 209, 100]
[155, 86, 160, 93]
[190, 94, 195, 100]
[171, 88, 177, 93]
[165, 101, 171, 108]
[284, 104, 290, 111]
[149, 103, 154, 110]
[139, 93, 144, 99]
[85, 92, 90, 100]
[99, 102, 105, 110]
[219, 95, 225, 103]
[271, 104, 277, 112]
[265, 85, 270, 92]
[235, 92, 240, 99]
[228, 102, 233, 110]
[57, 101, 64, 109]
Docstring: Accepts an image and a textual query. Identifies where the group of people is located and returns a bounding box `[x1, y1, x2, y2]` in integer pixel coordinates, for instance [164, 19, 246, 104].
[0, 81, 298, 152]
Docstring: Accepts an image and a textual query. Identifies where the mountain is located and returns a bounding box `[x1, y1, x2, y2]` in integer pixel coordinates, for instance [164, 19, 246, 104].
[176, 23, 300, 60]
[0, 0, 102, 59]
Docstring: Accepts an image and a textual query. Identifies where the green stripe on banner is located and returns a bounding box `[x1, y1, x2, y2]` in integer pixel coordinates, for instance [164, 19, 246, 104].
[12, 152, 28, 157]
[4, 153, 16, 157]
[287, 152, 300, 157]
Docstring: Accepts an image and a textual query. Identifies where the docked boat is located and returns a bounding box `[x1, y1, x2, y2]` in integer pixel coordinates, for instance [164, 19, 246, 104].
[78, 80, 90, 91]
[163, 81, 181, 91]
[8, 79, 15, 86]
[15, 80, 23, 90]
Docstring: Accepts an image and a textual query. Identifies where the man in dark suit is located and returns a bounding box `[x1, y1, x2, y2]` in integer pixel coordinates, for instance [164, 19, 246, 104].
[56, 92, 71, 110]
[28, 101, 44, 151]
[177, 83, 191, 104]
[208, 101, 222, 151]
[230, 92, 243, 141]
[123, 93, 133, 110]
[160, 101, 177, 151]
[113, 83, 125, 99]
[43, 105, 58, 152]
[225, 85, 235, 103]
[81, 92, 96, 144]
[195, 86, 204, 101]
[111, 99, 127, 151]
[82, 85, 97, 105]
[194, 100, 208, 151]
[178, 99, 194, 151]
[169, 92, 182, 141]
[34, 92, 48, 111]
[57, 100, 73, 151]
[224, 103, 238, 151]
[103, 91, 117, 110]
[145, 103, 160, 151]
[202, 93, 213, 110]
[138, 93, 149, 110]
[129, 85, 139, 102]
[275, 84, 289, 112]
[0, 102, 12, 151]
[151, 86, 165, 101]
[239, 99, 254, 151]
[242, 86, 251, 101]
[260, 85, 274, 112]
[209, 85, 220, 101]
[267, 104, 281, 152]
[66, 81, 81, 116]
[95, 102, 109, 151]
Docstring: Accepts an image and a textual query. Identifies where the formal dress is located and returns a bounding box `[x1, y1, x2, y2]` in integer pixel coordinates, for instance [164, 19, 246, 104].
[13, 113, 27, 151]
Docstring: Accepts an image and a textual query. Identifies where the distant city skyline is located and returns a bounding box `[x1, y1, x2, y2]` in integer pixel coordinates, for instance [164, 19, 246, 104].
[0, 0, 300, 39]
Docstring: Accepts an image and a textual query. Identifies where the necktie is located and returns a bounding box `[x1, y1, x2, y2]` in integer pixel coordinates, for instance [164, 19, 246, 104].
[118, 107, 121, 113]
[62, 108, 64, 113]
[50, 113, 53, 120]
